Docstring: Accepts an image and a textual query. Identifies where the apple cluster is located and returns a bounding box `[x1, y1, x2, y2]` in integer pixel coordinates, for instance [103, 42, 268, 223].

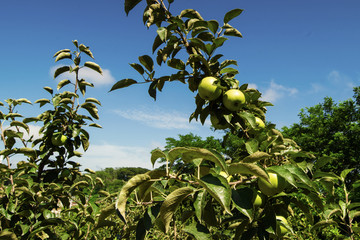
[197, 76, 265, 130]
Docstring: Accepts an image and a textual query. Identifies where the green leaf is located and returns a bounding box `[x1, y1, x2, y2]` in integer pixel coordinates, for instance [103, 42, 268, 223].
[110, 79, 138, 91]
[228, 163, 268, 181]
[194, 190, 207, 223]
[207, 20, 219, 34]
[167, 58, 185, 70]
[224, 9, 243, 23]
[84, 61, 103, 74]
[124, 0, 142, 15]
[57, 79, 71, 90]
[183, 222, 211, 240]
[151, 148, 167, 167]
[0, 230, 18, 240]
[130, 63, 145, 75]
[153, 34, 164, 53]
[245, 139, 259, 155]
[53, 49, 71, 58]
[268, 165, 297, 188]
[54, 66, 70, 79]
[10, 121, 29, 133]
[85, 97, 101, 106]
[159, 187, 194, 233]
[197, 173, 232, 214]
[116, 173, 151, 223]
[220, 60, 238, 69]
[281, 164, 316, 190]
[311, 220, 337, 231]
[224, 28, 243, 38]
[238, 112, 256, 129]
[81, 103, 99, 120]
[231, 187, 253, 220]
[148, 80, 157, 100]
[182, 148, 228, 173]
[340, 168, 354, 182]
[242, 151, 271, 163]
[55, 52, 72, 62]
[220, 67, 239, 75]
[16, 98, 32, 105]
[157, 27, 168, 42]
[139, 55, 154, 72]
[180, 9, 203, 20]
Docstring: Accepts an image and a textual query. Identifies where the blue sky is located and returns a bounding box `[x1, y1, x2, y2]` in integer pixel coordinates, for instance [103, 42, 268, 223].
[1, 0, 359, 170]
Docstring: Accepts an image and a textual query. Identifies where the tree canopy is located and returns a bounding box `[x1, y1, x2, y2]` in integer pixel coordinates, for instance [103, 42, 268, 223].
[282, 87, 360, 185]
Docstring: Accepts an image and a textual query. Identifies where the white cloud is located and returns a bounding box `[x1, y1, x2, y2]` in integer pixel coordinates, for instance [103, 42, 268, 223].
[261, 80, 298, 103]
[327, 70, 355, 89]
[77, 144, 156, 170]
[309, 83, 324, 93]
[247, 83, 258, 89]
[50, 65, 116, 86]
[114, 107, 205, 130]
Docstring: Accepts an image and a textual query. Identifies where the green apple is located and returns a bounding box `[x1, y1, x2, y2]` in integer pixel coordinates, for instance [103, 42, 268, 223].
[258, 172, 286, 196]
[51, 134, 67, 146]
[255, 117, 265, 129]
[253, 191, 264, 207]
[210, 114, 229, 130]
[276, 216, 289, 236]
[198, 77, 222, 101]
[223, 89, 245, 112]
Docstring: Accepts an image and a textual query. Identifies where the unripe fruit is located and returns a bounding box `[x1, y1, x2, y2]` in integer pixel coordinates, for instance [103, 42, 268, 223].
[198, 77, 222, 101]
[255, 117, 265, 129]
[223, 89, 245, 112]
[253, 191, 264, 207]
[51, 134, 67, 146]
[258, 172, 286, 196]
[276, 216, 289, 236]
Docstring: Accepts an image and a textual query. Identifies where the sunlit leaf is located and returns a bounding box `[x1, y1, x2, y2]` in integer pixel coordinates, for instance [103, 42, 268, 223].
[159, 187, 193, 233]
[110, 79, 138, 92]
[197, 173, 232, 214]
[224, 9, 243, 23]
[224, 28, 243, 38]
[54, 66, 70, 79]
[116, 173, 151, 223]
[228, 162, 268, 181]
[139, 55, 154, 72]
[84, 61, 103, 74]
[242, 151, 271, 163]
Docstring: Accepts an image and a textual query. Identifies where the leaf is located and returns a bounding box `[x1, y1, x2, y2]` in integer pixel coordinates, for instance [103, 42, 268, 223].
[159, 187, 193, 233]
[340, 168, 354, 182]
[231, 188, 253, 221]
[183, 222, 211, 240]
[194, 190, 207, 223]
[238, 112, 257, 129]
[224, 9, 243, 23]
[281, 164, 316, 190]
[57, 79, 71, 90]
[148, 80, 157, 100]
[0, 230, 18, 240]
[228, 163, 268, 181]
[85, 97, 101, 106]
[197, 173, 232, 214]
[181, 148, 228, 173]
[84, 61, 103, 74]
[245, 139, 258, 155]
[311, 220, 337, 231]
[124, 0, 142, 15]
[130, 63, 145, 75]
[167, 58, 185, 70]
[10, 121, 29, 133]
[16, 98, 32, 105]
[55, 52, 72, 62]
[224, 28, 243, 38]
[180, 9, 203, 20]
[151, 148, 167, 167]
[110, 79, 138, 91]
[53, 49, 71, 58]
[54, 66, 70, 79]
[139, 55, 154, 72]
[116, 173, 151, 223]
[207, 20, 219, 34]
[156, 27, 168, 42]
[242, 151, 271, 163]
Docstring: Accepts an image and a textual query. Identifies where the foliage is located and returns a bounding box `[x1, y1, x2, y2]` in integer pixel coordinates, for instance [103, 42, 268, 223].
[0, 42, 122, 239]
[95, 167, 149, 193]
[282, 88, 360, 188]
[109, 0, 350, 239]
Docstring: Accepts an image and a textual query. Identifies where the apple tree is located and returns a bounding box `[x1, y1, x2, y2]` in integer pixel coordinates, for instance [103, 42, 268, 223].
[109, 0, 343, 239]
